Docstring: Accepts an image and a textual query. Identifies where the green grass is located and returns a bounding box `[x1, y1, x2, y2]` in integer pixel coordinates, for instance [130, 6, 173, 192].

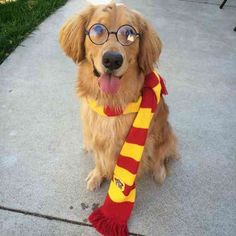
[0, 0, 68, 64]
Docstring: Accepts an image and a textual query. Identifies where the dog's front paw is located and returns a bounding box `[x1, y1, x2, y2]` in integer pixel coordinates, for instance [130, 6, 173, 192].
[86, 169, 103, 191]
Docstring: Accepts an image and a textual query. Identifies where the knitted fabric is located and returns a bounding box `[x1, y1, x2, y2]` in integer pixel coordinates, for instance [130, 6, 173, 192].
[88, 71, 167, 236]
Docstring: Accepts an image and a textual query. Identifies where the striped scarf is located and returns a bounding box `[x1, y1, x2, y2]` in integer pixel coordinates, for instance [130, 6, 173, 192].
[88, 71, 167, 236]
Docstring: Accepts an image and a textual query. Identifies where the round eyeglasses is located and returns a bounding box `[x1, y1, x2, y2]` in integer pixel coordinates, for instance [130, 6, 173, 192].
[85, 24, 140, 46]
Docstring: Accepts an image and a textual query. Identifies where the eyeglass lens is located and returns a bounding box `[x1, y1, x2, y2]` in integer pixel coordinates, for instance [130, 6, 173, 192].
[89, 24, 108, 45]
[117, 25, 137, 45]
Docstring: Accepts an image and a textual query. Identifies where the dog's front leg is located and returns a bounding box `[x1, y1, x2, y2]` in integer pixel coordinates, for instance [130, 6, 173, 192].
[86, 152, 105, 191]
[86, 149, 116, 191]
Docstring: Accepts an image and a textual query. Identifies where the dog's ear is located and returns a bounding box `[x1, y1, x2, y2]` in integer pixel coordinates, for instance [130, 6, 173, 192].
[59, 6, 95, 63]
[136, 14, 162, 74]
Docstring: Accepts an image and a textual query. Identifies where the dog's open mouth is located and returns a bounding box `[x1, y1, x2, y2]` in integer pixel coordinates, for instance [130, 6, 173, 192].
[98, 73, 121, 95]
[93, 64, 121, 95]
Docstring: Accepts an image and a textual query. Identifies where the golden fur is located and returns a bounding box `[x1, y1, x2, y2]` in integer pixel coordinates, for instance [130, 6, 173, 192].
[59, 3, 178, 191]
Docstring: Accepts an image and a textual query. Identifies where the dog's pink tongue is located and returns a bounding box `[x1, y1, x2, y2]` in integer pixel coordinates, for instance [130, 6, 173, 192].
[98, 73, 121, 95]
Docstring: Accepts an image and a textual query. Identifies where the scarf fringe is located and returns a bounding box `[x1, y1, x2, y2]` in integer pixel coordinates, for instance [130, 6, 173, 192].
[88, 207, 128, 236]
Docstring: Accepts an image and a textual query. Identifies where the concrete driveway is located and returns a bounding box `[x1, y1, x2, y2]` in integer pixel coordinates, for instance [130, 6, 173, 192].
[0, 0, 236, 235]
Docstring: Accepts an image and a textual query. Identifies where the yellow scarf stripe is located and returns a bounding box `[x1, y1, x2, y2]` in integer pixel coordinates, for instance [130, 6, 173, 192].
[114, 165, 136, 186]
[153, 83, 162, 103]
[120, 142, 144, 162]
[123, 96, 142, 114]
[132, 108, 154, 129]
[87, 99, 106, 116]
[108, 181, 136, 203]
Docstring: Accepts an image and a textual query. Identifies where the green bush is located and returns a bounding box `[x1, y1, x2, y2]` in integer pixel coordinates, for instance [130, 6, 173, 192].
[0, 0, 67, 63]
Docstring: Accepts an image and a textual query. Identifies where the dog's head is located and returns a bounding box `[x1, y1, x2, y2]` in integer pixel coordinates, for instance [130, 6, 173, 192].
[59, 3, 162, 102]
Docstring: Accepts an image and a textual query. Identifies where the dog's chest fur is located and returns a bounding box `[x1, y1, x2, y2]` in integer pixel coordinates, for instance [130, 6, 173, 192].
[81, 102, 136, 158]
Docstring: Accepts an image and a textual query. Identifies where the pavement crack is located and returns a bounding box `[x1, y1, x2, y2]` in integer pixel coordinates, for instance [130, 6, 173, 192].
[0, 205, 92, 227]
[0, 205, 144, 236]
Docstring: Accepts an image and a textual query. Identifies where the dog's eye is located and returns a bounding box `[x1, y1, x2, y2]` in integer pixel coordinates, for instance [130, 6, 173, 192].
[125, 29, 135, 37]
[117, 25, 138, 45]
[123, 28, 135, 40]
[93, 25, 104, 35]
[89, 24, 108, 45]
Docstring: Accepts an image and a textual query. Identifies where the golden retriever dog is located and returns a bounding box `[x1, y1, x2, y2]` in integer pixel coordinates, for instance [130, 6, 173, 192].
[59, 3, 178, 191]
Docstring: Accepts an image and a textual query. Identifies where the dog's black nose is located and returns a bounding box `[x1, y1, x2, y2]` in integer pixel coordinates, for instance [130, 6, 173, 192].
[102, 51, 123, 71]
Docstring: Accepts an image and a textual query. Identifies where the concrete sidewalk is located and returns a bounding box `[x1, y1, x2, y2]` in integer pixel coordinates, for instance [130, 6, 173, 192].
[0, 0, 236, 235]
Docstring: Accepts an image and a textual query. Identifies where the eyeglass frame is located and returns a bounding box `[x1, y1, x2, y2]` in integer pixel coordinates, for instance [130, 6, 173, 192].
[85, 23, 140, 46]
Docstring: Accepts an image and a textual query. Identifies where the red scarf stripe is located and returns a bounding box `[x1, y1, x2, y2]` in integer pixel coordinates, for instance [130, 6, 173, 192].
[104, 106, 123, 116]
[144, 72, 160, 88]
[126, 127, 148, 146]
[159, 75, 168, 95]
[140, 89, 157, 111]
[103, 195, 134, 222]
[117, 155, 139, 175]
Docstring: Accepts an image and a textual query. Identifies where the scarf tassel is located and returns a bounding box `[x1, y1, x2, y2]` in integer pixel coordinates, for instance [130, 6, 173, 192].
[89, 207, 128, 236]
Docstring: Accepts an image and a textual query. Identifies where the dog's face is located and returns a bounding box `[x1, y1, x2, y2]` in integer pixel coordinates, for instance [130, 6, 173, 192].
[60, 3, 162, 100]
